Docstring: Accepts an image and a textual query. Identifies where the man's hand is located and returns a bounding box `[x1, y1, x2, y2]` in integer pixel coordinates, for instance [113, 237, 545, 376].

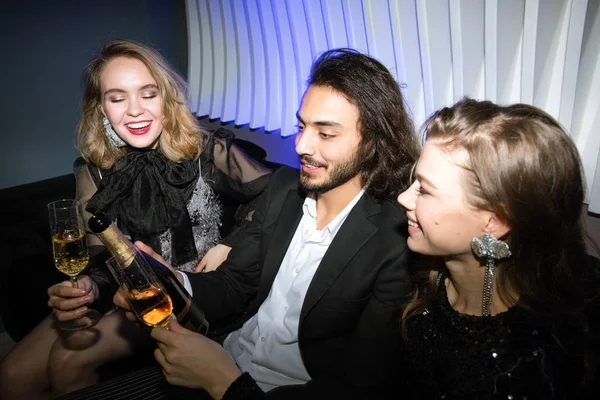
[194, 244, 232, 273]
[47, 276, 98, 322]
[112, 286, 138, 323]
[152, 318, 242, 399]
[135, 241, 184, 285]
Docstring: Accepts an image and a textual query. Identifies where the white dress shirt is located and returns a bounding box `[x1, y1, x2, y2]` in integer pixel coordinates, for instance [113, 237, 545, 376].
[222, 188, 365, 391]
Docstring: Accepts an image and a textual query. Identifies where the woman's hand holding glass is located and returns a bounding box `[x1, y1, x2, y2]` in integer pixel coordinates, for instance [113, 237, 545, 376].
[47, 276, 99, 323]
[47, 199, 100, 330]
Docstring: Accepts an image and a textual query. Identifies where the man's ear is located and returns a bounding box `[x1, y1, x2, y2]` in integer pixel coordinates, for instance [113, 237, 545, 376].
[484, 214, 511, 239]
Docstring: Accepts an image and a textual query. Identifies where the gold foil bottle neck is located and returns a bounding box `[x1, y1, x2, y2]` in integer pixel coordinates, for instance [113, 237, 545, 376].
[97, 224, 136, 267]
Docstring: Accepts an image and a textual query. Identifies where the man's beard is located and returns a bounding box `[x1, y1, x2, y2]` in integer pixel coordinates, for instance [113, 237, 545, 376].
[299, 154, 363, 194]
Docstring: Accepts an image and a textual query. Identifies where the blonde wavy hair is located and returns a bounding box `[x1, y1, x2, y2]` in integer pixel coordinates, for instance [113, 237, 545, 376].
[77, 39, 205, 169]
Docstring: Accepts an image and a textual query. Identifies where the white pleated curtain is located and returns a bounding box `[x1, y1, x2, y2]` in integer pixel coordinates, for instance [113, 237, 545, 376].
[185, 0, 600, 211]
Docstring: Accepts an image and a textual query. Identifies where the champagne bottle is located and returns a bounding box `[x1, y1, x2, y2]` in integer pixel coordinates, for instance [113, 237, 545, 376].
[88, 212, 209, 335]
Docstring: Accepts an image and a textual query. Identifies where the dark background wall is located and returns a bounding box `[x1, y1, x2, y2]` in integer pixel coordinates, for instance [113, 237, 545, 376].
[0, 0, 188, 189]
[0, 0, 297, 190]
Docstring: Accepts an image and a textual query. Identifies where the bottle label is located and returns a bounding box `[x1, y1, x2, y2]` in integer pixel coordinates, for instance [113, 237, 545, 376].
[175, 297, 208, 334]
[176, 296, 192, 321]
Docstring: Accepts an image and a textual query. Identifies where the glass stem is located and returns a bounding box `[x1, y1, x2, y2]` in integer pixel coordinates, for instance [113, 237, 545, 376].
[70, 275, 78, 289]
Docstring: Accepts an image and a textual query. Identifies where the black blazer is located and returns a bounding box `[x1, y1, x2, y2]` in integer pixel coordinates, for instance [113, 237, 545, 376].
[189, 167, 413, 398]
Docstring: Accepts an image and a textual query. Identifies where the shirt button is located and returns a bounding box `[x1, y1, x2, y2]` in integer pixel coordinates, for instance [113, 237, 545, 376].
[284, 306, 289, 311]
[295, 268, 300, 273]
[260, 337, 266, 342]
[304, 230, 309, 235]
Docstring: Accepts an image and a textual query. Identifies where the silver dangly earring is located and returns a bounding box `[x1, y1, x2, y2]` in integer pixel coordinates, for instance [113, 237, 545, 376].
[471, 233, 512, 316]
[103, 116, 127, 147]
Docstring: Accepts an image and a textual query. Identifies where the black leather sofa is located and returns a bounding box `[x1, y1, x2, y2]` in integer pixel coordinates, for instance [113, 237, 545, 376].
[0, 173, 75, 341]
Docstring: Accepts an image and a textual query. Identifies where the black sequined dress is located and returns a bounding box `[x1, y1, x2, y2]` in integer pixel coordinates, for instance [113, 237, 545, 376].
[404, 277, 586, 400]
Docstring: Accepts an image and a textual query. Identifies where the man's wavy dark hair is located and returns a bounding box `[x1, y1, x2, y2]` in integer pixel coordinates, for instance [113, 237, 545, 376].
[307, 48, 420, 202]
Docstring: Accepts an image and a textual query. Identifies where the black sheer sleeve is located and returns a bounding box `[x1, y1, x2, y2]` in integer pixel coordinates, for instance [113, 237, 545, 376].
[199, 128, 272, 247]
[73, 158, 118, 314]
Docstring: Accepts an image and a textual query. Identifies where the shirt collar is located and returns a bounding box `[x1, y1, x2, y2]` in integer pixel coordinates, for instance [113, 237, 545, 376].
[302, 188, 366, 237]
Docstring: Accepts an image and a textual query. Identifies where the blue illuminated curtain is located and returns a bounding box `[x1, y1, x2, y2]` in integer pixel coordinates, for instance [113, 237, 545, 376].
[185, 0, 600, 211]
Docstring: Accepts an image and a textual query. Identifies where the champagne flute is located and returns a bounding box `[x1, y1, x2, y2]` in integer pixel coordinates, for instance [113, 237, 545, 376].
[106, 256, 173, 328]
[48, 199, 100, 330]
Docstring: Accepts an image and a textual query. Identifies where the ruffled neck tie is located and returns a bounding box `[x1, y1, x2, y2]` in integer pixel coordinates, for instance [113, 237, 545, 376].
[87, 150, 199, 267]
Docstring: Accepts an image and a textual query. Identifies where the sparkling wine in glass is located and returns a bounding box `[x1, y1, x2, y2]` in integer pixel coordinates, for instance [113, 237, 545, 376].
[106, 256, 173, 328]
[48, 199, 100, 330]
